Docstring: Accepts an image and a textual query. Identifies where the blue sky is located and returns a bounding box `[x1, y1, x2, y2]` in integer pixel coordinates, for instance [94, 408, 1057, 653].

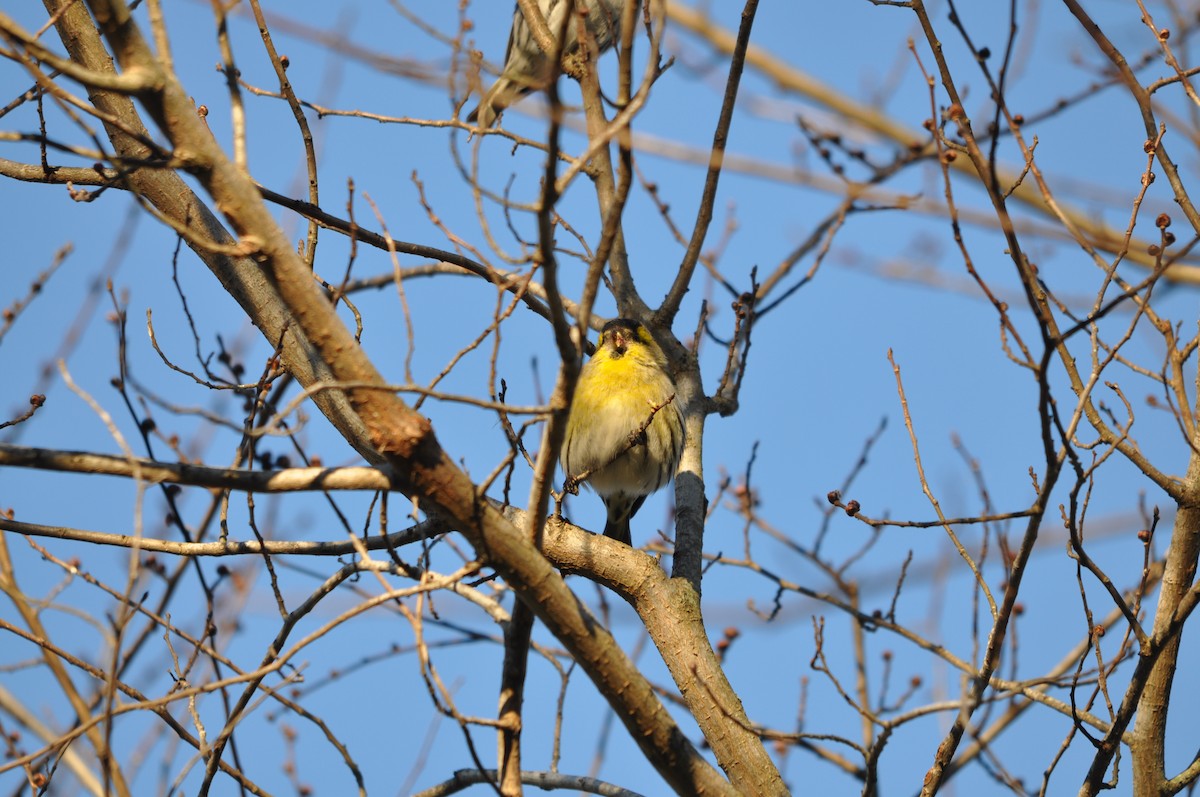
[2, 1, 1197, 794]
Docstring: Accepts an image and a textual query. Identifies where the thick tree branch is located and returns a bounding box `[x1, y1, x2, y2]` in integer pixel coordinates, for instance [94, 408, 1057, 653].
[0, 442, 391, 492]
[64, 1, 741, 791]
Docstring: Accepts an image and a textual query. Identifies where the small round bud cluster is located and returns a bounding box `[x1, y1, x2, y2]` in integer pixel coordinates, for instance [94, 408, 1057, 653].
[715, 626, 741, 659]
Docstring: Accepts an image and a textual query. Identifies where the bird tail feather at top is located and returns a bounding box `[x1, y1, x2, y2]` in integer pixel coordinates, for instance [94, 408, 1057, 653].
[465, 87, 500, 128]
[467, 0, 633, 129]
[467, 77, 531, 128]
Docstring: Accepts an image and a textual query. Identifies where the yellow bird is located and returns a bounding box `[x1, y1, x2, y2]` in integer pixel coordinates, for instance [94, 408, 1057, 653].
[561, 318, 684, 544]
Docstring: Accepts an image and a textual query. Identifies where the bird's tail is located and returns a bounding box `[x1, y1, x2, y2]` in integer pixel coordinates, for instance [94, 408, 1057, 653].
[602, 513, 632, 546]
[603, 494, 647, 546]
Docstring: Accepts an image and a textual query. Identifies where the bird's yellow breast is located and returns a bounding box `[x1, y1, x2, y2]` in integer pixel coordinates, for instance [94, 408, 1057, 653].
[562, 343, 680, 483]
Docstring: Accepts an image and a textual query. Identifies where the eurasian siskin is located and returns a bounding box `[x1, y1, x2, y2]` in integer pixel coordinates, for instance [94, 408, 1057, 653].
[468, 0, 632, 128]
[561, 318, 684, 545]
